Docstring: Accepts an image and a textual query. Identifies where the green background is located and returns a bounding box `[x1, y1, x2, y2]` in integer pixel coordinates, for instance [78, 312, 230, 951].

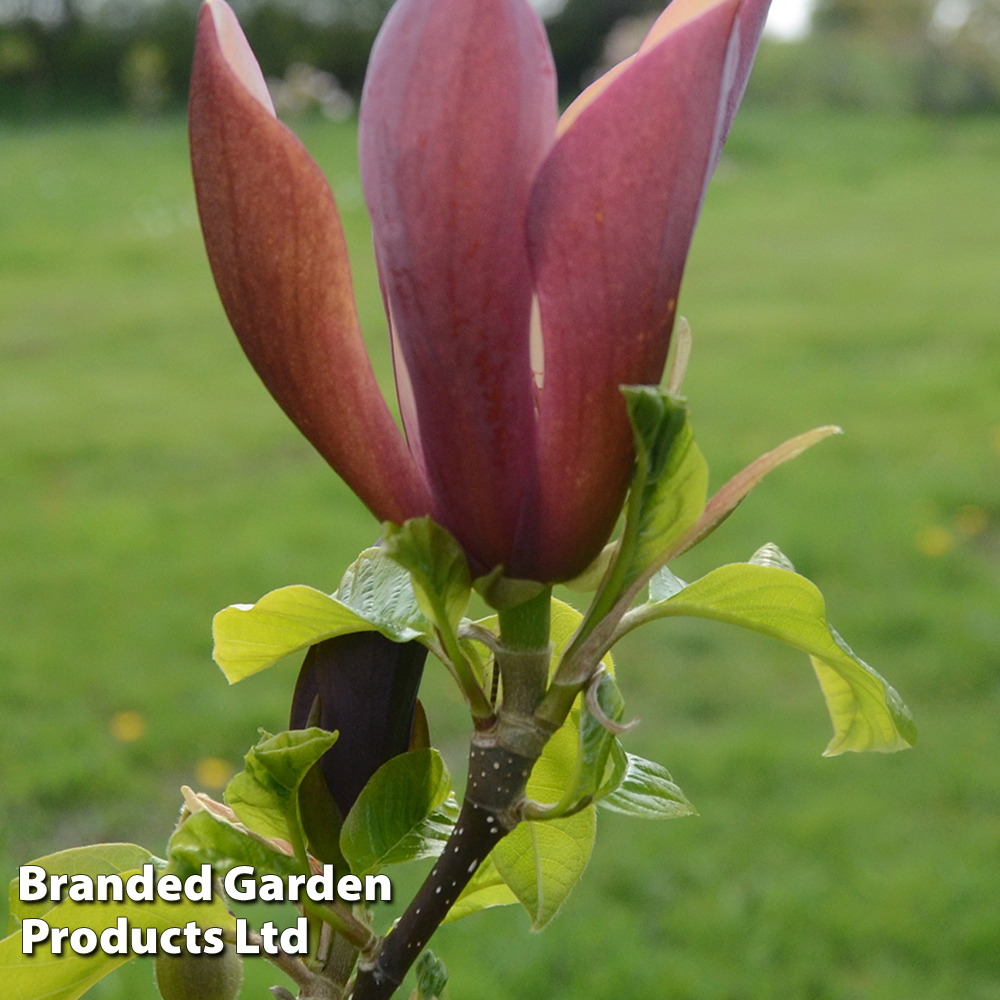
[1, 107, 998, 998]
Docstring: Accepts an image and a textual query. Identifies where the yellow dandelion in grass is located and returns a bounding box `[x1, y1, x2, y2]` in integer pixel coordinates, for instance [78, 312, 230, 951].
[955, 505, 989, 538]
[993, 425, 1000, 456]
[195, 757, 234, 790]
[916, 526, 955, 557]
[109, 710, 146, 743]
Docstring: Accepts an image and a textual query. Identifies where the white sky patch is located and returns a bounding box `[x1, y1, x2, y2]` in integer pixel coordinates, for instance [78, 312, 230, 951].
[764, 0, 815, 41]
[530, 0, 569, 18]
[928, 0, 972, 43]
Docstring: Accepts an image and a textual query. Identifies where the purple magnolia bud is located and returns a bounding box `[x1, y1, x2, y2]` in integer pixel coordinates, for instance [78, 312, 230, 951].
[290, 633, 427, 817]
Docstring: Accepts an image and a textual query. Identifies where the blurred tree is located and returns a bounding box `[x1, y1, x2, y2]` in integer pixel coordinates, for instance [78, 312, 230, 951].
[813, 0, 1000, 110]
[0, 0, 661, 115]
[931, 0, 1000, 96]
[543, 0, 661, 96]
[814, 0, 936, 42]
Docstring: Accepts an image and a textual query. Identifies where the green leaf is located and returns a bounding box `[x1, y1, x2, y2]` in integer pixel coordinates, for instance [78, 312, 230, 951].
[298, 762, 346, 868]
[598, 753, 696, 819]
[413, 949, 449, 1000]
[384, 519, 493, 714]
[340, 749, 454, 876]
[543, 670, 627, 818]
[665, 315, 693, 396]
[749, 542, 796, 571]
[635, 556, 917, 754]
[562, 391, 707, 672]
[548, 600, 614, 679]
[574, 671, 626, 800]
[442, 858, 518, 924]
[0, 865, 234, 1000]
[671, 426, 842, 559]
[492, 722, 597, 929]
[382, 518, 471, 635]
[213, 547, 430, 683]
[811, 630, 915, 756]
[168, 808, 301, 881]
[618, 387, 708, 593]
[7, 844, 162, 933]
[596, 739, 630, 800]
[336, 546, 432, 634]
[225, 728, 338, 843]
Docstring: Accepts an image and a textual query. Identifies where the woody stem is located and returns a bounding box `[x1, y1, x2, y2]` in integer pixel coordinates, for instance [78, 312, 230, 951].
[348, 590, 557, 1000]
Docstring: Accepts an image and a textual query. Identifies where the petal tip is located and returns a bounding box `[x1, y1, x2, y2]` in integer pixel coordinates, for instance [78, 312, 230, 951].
[201, 0, 275, 116]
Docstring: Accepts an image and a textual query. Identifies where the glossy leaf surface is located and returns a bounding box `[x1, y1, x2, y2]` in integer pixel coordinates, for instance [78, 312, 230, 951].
[213, 547, 430, 683]
[634, 559, 917, 754]
[382, 518, 472, 635]
[0, 860, 233, 1000]
[442, 857, 518, 924]
[340, 749, 455, 876]
[598, 753, 696, 819]
[225, 728, 338, 842]
[168, 808, 301, 881]
[492, 720, 597, 930]
[7, 844, 162, 933]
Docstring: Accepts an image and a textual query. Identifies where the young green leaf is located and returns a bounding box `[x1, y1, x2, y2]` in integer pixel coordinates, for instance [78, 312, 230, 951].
[561, 390, 707, 676]
[1, 927, 129, 1000]
[596, 738, 630, 801]
[413, 949, 449, 1000]
[168, 808, 301, 882]
[382, 518, 472, 635]
[383, 518, 493, 716]
[538, 670, 628, 819]
[622, 557, 917, 754]
[336, 546, 432, 633]
[225, 727, 338, 843]
[617, 387, 709, 595]
[0, 866, 234, 1000]
[598, 753, 696, 819]
[7, 844, 162, 933]
[575, 671, 626, 797]
[213, 547, 431, 683]
[665, 315, 692, 396]
[812, 629, 915, 756]
[491, 722, 597, 929]
[748, 542, 796, 571]
[340, 749, 455, 876]
[492, 812, 596, 932]
[298, 762, 346, 868]
[441, 858, 518, 924]
[671, 426, 842, 559]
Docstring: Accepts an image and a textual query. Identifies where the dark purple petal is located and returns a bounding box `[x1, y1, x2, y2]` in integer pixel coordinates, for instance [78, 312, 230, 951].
[359, 0, 557, 573]
[527, 0, 767, 581]
[290, 633, 427, 817]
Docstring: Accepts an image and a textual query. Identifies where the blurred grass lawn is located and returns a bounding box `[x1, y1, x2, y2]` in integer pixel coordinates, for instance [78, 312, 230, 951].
[0, 109, 998, 999]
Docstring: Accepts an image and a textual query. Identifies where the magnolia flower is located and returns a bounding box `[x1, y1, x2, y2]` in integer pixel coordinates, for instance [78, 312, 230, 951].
[189, 0, 771, 585]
